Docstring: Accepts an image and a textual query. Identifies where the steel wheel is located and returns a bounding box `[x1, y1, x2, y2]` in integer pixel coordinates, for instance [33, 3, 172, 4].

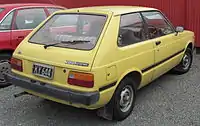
[113, 77, 136, 121]
[0, 53, 12, 88]
[182, 52, 191, 70]
[119, 85, 134, 113]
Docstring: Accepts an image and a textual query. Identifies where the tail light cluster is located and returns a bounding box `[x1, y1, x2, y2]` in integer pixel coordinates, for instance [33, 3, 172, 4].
[68, 71, 94, 88]
[10, 57, 23, 72]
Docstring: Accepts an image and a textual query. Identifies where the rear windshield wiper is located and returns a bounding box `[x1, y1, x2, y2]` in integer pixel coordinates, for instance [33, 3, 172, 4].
[43, 40, 90, 49]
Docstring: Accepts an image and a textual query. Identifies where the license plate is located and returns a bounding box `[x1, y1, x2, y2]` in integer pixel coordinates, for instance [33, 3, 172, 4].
[32, 63, 54, 79]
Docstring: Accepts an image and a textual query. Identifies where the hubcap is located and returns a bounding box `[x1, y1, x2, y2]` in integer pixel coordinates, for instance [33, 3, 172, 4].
[182, 53, 191, 70]
[119, 85, 134, 112]
[0, 61, 11, 83]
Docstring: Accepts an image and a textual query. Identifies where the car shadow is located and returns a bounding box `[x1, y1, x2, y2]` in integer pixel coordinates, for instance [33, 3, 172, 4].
[30, 72, 175, 125]
[36, 99, 117, 125]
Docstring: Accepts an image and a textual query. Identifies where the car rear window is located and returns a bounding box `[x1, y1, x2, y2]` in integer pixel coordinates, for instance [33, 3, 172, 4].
[0, 8, 4, 13]
[29, 13, 107, 50]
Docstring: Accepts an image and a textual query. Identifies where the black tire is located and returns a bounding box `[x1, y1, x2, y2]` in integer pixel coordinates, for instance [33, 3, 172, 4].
[0, 53, 12, 88]
[113, 77, 136, 121]
[171, 48, 193, 75]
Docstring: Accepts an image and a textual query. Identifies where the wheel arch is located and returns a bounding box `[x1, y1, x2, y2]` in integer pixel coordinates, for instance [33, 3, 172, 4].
[115, 68, 142, 90]
[0, 49, 14, 54]
[0, 49, 14, 61]
[97, 68, 142, 120]
[185, 41, 194, 52]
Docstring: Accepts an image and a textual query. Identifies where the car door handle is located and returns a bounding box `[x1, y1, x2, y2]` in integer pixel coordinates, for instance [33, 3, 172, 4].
[155, 41, 161, 45]
[16, 36, 25, 41]
[17, 36, 24, 39]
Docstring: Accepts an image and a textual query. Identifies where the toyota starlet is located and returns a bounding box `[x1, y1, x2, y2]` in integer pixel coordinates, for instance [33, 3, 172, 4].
[4, 6, 195, 121]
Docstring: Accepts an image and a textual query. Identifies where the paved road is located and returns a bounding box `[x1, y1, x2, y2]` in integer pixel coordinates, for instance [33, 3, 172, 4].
[1, 55, 200, 126]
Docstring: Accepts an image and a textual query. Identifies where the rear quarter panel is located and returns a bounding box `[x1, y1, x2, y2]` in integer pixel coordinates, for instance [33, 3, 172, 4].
[92, 15, 155, 105]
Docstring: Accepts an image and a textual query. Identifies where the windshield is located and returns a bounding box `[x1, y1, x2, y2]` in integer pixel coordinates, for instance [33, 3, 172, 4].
[29, 13, 107, 50]
[0, 8, 4, 13]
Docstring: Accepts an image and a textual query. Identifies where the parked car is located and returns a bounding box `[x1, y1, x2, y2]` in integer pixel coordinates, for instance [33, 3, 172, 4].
[0, 3, 65, 87]
[4, 6, 195, 121]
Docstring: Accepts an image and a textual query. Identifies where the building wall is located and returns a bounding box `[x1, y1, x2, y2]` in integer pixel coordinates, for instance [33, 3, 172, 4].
[185, 0, 200, 47]
[1, 0, 200, 47]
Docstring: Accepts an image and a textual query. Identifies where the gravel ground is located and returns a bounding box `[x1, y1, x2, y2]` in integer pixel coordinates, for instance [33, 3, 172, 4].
[1, 55, 200, 126]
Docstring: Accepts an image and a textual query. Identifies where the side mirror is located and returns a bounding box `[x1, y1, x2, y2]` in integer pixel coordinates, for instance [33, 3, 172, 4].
[175, 26, 184, 36]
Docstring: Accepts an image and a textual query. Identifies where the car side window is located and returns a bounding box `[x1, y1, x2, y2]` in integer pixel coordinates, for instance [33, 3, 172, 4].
[47, 8, 64, 15]
[15, 8, 47, 30]
[0, 8, 4, 13]
[0, 11, 14, 30]
[118, 13, 146, 47]
[141, 11, 174, 39]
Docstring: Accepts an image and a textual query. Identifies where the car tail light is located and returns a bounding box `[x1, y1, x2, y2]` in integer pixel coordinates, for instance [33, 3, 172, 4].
[68, 71, 94, 88]
[11, 57, 23, 72]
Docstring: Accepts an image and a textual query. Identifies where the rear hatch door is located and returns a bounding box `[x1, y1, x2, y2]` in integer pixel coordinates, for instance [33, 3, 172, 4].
[13, 10, 112, 91]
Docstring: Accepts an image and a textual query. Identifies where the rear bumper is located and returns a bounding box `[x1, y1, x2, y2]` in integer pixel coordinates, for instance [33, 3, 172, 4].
[4, 73, 100, 106]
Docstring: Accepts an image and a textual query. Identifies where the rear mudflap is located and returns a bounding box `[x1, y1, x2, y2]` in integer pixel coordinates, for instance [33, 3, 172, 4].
[96, 97, 114, 120]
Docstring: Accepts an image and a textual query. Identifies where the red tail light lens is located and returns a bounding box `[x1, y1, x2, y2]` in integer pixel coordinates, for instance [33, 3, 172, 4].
[11, 58, 23, 72]
[68, 71, 94, 88]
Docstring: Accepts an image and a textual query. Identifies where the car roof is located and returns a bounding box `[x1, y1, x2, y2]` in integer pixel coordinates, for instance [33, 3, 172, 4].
[0, 3, 64, 10]
[58, 6, 158, 16]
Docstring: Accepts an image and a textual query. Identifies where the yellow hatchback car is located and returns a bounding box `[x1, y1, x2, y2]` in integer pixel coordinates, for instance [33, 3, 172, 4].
[4, 6, 195, 121]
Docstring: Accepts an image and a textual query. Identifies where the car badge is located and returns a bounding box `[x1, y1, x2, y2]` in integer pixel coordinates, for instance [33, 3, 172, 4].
[65, 60, 89, 67]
